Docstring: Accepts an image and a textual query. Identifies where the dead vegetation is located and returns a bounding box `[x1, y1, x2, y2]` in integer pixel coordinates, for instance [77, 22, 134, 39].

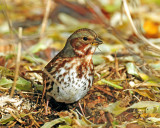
[0, 0, 160, 127]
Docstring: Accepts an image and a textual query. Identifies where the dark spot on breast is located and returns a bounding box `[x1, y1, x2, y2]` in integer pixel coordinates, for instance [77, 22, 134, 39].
[63, 72, 67, 77]
[76, 65, 83, 78]
[72, 79, 75, 84]
[67, 83, 70, 87]
[57, 74, 62, 81]
[88, 79, 91, 88]
[59, 59, 70, 69]
[89, 72, 94, 76]
[68, 77, 71, 81]
[64, 83, 70, 88]
[64, 66, 70, 70]
[49, 59, 70, 75]
[83, 82, 86, 86]
[61, 78, 64, 82]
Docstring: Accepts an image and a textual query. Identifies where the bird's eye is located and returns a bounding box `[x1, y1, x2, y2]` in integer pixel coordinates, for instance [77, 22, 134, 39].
[83, 37, 88, 41]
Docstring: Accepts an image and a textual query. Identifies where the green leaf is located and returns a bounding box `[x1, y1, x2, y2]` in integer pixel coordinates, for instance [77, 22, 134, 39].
[150, 63, 160, 70]
[103, 100, 127, 116]
[133, 89, 155, 100]
[41, 117, 72, 128]
[23, 55, 47, 64]
[126, 63, 139, 77]
[143, 0, 160, 5]
[58, 125, 72, 128]
[0, 66, 14, 78]
[16, 77, 32, 91]
[0, 22, 9, 33]
[129, 101, 160, 109]
[100, 79, 123, 89]
[0, 115, 14, 124]
[104, 101, 160, 116]
[34, 84, 43, 92]
[92, 55, 105, 65]
[0, 76, 32, 91]
[102, 0, 121, 12]
[27, 38, 52, 54]
[126, 63, 150, 81]
[147, 117, 160, 123]
[138, 72, 149, 81]
[0, 77, 13, 88]
[0, 113, 28, 124]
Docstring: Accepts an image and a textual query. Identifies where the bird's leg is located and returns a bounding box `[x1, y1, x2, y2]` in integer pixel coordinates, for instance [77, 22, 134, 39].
[43, 78, 50, 115]
[45, 98, 50, 115]
[78, 101, 85, 116]
[45, 95, 52, 115]
[42, 79, 46, 101]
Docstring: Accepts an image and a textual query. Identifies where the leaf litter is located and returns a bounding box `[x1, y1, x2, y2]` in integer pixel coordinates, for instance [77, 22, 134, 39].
[0, 0, 160, 127]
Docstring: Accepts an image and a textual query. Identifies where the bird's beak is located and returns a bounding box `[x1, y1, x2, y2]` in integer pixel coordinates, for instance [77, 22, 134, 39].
[92, 37, 103, 46]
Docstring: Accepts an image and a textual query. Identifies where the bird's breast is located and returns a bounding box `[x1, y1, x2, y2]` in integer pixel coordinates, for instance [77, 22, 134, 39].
[48, 57, 94, 103]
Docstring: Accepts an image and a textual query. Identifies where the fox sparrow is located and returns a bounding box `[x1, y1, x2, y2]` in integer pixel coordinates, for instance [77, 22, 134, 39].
[43, 28, 102, 109]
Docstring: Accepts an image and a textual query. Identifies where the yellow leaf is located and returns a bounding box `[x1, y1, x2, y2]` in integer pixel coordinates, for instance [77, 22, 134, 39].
[134, 89, 156, 100]
[143, 20, 159, 36]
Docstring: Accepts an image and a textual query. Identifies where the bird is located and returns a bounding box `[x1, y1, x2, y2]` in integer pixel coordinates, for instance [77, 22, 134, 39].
[42, 28, 102, 113]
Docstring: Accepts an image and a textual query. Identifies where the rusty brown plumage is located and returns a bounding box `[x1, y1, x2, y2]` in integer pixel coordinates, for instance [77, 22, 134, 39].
[43, 28, 102, 113]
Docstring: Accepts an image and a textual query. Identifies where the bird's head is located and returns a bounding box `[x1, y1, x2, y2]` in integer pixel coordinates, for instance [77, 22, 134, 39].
[63, 28, 102, 57]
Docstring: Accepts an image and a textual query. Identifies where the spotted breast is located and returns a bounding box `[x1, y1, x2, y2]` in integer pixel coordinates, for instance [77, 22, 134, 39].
[43, 28, 102, 105]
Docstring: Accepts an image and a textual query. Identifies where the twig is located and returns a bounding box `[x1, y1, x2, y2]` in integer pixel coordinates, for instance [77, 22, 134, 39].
[9, 110, 26, 124]
[40, 0, 52, 40]
[114, 53, 121, 78]
[94, 86, 113, 97]
[43, 68, 61, 87]
[122, 0, 160, 51]
[10, 27, 22, 97]
[28, 114, 40, 127]
[0, 0, 16, 36]
[25, 70, 43, 73]
[8, 121, 17, 128]
[78, 102, 85, 117]
[42, 68, 61, 100]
